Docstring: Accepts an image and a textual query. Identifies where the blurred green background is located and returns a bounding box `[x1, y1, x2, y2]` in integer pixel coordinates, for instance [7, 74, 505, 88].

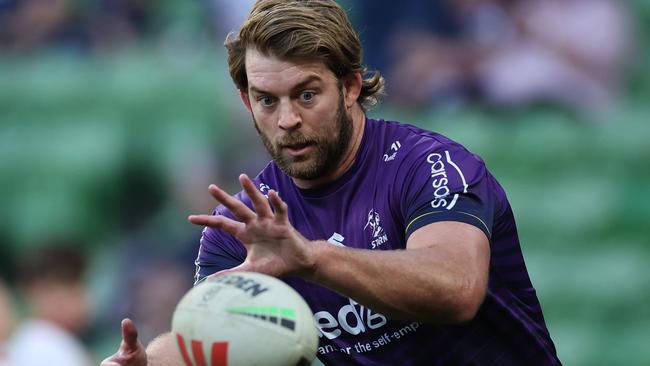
[1, 0, 649, 365]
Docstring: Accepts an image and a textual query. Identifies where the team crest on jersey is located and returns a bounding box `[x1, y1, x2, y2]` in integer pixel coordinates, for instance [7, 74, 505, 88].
[364, 209, 388, 249]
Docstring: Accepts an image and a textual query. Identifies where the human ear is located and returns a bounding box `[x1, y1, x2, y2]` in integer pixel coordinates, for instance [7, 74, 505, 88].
[240, 90, 252, 112]
[342, 72, 362, 109]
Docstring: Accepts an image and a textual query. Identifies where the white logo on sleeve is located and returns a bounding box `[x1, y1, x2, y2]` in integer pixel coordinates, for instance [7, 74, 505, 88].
[426, 150, 468, 210]
[383, 140, 401, 162]
[364, 209, 388, 249]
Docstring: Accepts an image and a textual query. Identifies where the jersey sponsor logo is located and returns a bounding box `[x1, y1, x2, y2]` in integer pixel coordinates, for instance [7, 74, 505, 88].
[176, 334, 228, 366]
[313, 298, 388, 340]
[383, 140, 402, 162]
[426, 151, 468, 210]
[364, 209, 388, 249]
[327, 232, 346, 247]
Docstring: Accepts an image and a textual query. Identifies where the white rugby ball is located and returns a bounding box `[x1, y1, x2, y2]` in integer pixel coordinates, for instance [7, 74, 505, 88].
[171, 272, 318, 366]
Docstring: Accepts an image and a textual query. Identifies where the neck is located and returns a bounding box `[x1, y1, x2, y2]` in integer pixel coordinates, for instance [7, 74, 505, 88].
[292, 105, 366, 189]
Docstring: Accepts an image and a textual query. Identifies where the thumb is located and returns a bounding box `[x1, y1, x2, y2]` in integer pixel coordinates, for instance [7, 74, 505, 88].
[121, 318, 140, 352]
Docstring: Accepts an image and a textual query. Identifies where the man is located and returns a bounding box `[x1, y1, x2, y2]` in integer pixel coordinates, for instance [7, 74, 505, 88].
[102, 0, 560, 365]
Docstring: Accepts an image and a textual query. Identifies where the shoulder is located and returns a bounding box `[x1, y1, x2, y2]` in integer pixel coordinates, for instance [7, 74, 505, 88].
[368, 118, 486, 180]
[368, 118, 476, 154]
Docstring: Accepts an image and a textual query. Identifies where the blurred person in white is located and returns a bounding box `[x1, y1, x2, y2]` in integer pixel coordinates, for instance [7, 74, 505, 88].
[0, 279, 16, 366]
[383, 0, 631, 115]
[8, 244, 92, 366]
[473, 0, 631, 115]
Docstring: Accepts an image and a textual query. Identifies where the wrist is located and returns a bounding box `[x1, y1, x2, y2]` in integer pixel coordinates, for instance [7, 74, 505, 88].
[298, 240, 330, 281]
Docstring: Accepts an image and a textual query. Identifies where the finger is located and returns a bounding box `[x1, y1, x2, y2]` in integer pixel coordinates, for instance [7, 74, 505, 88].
[268, 190, 289, 223]
[189, 214, 246, 237]
[208, 184, 256, 222]
[239, 174, 273, 218]
[121, 318, 139, 351]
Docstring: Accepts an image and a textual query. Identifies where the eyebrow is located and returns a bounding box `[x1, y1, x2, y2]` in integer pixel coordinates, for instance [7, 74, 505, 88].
[249, 75, 323, 95]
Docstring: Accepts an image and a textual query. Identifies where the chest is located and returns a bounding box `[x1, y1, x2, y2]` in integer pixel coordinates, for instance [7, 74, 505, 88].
[284, 184, 406, 252]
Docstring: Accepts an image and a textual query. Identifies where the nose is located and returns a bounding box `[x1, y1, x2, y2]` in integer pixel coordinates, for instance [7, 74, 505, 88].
[277, 100, 301, 131]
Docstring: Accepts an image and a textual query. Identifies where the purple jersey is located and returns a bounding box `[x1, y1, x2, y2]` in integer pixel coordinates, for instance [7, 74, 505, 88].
[195, 118, 560, 365]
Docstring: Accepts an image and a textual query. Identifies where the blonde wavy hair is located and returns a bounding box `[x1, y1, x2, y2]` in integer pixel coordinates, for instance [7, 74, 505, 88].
[225, 0, 385, 111]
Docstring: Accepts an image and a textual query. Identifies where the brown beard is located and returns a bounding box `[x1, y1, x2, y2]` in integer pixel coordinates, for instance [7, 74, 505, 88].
[254, 93, 353, 180]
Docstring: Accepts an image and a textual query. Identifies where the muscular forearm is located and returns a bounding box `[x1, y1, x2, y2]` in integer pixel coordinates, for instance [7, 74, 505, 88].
[306, 238, 488, 324]
[190, 175, 490, 325]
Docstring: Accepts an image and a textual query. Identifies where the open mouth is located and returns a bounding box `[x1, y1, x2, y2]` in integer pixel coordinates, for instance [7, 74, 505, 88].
[282, 142, 313, 156]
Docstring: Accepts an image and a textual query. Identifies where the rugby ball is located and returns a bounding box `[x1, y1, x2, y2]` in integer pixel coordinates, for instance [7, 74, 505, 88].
[171, 272, 318, 366]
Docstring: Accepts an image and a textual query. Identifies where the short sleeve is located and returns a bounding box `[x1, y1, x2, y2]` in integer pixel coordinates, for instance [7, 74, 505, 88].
[400, 143, 495, 241]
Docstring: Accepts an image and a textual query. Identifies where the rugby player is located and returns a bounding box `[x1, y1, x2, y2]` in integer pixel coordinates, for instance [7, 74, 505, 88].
[102, 0, 560, 365]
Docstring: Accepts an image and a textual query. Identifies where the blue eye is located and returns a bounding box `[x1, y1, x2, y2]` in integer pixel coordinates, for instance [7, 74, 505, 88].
[301, 91, 315, 102]
[258, 96, 274, 106]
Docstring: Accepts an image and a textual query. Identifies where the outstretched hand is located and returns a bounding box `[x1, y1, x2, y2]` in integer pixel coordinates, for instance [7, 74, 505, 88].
[189, 174, 316, 278]
[101, 319, 147, 366]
